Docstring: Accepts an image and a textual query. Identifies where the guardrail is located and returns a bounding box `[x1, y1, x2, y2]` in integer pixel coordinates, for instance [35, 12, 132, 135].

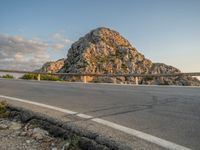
[0, 69, 200, 85]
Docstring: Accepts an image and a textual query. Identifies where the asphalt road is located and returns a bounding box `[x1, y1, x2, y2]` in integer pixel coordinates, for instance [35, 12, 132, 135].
[0, 79, 200, 150]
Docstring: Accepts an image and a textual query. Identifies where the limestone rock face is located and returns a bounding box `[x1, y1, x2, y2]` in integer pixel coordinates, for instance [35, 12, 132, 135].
[38, 27, 200, 86]
[36, 59, 65, 73]
[142, 63, 200, 86]
[62, 27, 152, 75]
[58, 27, 199, 85]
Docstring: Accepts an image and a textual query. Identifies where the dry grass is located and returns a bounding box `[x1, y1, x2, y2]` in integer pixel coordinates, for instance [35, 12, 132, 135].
[0, 100, 9, 118]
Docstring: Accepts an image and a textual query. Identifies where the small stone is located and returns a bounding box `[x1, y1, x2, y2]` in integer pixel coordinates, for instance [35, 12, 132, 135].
[15, 131, 21, 136]
[61, 142, 70, 150]
[46, 137, 53, 142]
[12, 119, 17, 122]
[24, 123, 31, 131]
[20, 132, 27, 136]
[51, 147, 57, 150]
[27, 129, 33, 136]
[9, 122, 22, 130]
[51, 143, 55, 147]
[0, 124, 8, 129]
[26, 140, 30, 144]
[32, 128, 48, 141]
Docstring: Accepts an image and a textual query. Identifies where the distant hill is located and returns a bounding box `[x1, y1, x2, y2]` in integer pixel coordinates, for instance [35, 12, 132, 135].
[37, 27, 200, 86]
[35, 58, 65, 73]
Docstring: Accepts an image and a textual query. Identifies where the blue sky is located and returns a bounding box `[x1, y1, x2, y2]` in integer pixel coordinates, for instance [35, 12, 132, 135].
[0, 0, 200, 71]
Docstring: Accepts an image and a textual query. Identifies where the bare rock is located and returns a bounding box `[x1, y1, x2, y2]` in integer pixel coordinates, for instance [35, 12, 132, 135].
[9, 122, 22, 130]
[0, 124, 8, 130]
[38, 27, 200, 86]
[32, 127, 49, 140]
[35, 58, 65, 73]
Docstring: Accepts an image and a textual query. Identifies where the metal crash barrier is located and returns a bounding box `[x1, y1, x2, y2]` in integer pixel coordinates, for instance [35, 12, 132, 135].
[0, 69, 200, 85]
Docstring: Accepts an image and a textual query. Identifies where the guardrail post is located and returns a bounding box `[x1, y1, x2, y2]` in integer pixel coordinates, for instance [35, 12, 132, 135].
[114, 78, 117, 84]
[83, 76, 87, 83]
[37, 74, 41, 81]
[135, 77, 138, 85]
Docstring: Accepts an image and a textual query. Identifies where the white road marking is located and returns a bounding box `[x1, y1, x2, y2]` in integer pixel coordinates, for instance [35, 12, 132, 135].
[0, 94, 191, 150]
[92, 118, 191, 150]
[0, 95, 77, 115]
[76, 113, 93, 119]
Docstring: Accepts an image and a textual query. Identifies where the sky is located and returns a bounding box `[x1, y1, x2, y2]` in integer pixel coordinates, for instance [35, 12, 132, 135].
[0, 0, 200, 71]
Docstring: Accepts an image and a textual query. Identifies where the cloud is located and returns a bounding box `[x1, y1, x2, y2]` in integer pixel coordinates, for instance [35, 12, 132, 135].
[0, 34, 50, 71]
[14, 52, 24, 60]
[50, 33, 73, 51]
[52, 43, 65, 50]
[0, 32, 73, 71]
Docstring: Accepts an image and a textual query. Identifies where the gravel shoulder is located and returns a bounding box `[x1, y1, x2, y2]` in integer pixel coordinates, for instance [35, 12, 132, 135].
[0, 118, 67, 150]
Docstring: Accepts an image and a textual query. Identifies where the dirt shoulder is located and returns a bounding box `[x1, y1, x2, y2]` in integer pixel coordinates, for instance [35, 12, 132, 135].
[0, 118, 67, 150]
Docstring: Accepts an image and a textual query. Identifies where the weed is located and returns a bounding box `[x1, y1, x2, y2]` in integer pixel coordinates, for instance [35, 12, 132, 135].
[0, 101, 9, 118]
[1, 74, 14, 79]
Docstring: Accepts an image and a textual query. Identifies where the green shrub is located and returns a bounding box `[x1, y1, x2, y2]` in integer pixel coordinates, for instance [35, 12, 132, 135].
[21, 73, 61, 81]
[21, 73, 38, 80]
[1, 74, 14, 79]
[40, 74, 60, 81]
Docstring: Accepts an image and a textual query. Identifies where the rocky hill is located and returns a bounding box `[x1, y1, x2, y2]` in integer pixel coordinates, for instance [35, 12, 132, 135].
[38, 27, 200, 86]
[35, 58, 65, 73]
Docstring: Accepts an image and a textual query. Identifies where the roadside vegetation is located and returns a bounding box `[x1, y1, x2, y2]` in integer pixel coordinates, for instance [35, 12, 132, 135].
[21, 73, 61, 81]
[0, 74, 14, 79]
[0, 101, 9, 118]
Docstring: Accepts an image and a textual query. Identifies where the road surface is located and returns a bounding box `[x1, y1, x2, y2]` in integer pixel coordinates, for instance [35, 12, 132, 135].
[0, 79, 200, 150]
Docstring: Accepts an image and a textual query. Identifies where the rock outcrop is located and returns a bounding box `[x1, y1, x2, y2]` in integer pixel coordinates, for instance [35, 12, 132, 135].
[144, 63, 200, 86]
[39, 27, 200, 86]
[62, 27, 152, 74]
[36, 58, 65, 73]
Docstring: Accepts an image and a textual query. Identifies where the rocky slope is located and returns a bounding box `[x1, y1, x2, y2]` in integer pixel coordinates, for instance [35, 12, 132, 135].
[35, 58, 65, 73]
[0, 118, 66, 150]
[39, 27, 200, 86]
[145, 63, 200, 86]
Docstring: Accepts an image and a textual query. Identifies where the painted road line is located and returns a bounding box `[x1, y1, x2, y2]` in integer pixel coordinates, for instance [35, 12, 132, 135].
[0, 95, 77, 115]
[92, 118, 191, 150]
[0, 94, 191, 150]
[76, 113, 93, 119]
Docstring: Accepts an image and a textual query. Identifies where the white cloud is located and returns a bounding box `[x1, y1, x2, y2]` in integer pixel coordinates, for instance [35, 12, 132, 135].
[0, 34, 50, 71]
[0, 33, 73, 71]
[50, 33, 73, 51]
[14, 52, 24, 60]
[52, 43, 65, 50]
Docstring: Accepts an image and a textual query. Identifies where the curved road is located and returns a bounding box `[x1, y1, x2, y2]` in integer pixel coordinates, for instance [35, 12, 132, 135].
[0, 79, 200, 150]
